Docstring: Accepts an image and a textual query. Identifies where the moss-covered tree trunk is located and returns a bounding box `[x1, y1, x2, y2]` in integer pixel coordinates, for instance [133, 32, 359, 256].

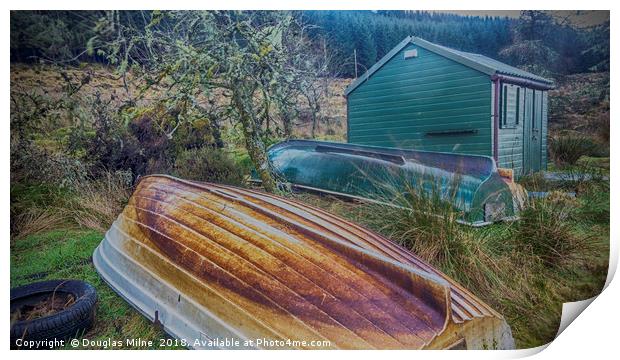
[310, 104, 320, 138]
[232, 88, 277, 193]
[209, 119, 224, 148]
[282, 110, 293, 139]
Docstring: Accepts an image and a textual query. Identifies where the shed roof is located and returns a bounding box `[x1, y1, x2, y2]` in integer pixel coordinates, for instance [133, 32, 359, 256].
[345, 36, 554, 96]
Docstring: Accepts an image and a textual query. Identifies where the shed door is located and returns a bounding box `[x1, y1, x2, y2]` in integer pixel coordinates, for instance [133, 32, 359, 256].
[523, 89, 543, 173]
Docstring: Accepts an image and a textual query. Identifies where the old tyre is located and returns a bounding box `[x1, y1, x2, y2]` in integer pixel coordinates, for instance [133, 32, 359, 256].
[10, 279, 97, 349]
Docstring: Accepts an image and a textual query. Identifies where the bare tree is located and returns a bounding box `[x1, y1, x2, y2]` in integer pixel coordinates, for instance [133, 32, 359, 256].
[296, 37, 334, 138]
[92, 10, 317, 192]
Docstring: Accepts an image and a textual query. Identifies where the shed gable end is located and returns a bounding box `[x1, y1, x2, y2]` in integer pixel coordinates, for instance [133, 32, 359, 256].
[347, 44, 492, 156]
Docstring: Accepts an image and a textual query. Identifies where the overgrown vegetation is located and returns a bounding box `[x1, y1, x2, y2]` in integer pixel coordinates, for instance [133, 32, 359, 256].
[9, 72, 248, 239]
[513, 193, 589, 267]
[360, 181, 507, 292]
[172, 147, 246, 185]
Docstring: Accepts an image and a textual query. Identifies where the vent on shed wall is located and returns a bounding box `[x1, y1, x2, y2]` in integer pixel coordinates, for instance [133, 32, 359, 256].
[404, 49, 418, 59]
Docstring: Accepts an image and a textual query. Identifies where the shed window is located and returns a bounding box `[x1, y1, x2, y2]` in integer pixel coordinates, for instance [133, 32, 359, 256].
[501, 84, 518, 129]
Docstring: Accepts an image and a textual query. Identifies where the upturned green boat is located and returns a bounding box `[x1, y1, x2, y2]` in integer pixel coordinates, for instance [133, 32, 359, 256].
[266, 140, 517, 225]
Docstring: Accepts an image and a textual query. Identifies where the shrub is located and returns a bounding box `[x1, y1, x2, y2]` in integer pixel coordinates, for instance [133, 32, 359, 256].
[125, 105, 175, 174]
[71, 95, 174, 177]
[11, 140, 89, 189]
[121, 104, 226, 177]
[172, 147, 246, 185]
[230, 148, 254, 173]
[549, 134, 603, 166]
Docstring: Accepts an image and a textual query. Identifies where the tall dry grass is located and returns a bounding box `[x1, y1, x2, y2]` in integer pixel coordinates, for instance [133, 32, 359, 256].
[320, 174, 601, 347]
[11, 208, 68, 241]
[11, 171, 133, 237]
[358, 179, 508, 291]
[513, 193, 591, 268]
[65, 171, 133, 232]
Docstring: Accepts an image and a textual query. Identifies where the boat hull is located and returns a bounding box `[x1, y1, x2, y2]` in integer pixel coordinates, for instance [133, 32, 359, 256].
[94, 175, 514, 349]
[267, 140, 517, 225]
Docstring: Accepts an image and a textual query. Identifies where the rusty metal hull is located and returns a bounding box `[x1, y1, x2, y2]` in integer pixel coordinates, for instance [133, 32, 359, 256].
[93, 175, 514, 349]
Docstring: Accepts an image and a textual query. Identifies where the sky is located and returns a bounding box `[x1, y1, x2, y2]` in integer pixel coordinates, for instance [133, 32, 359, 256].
[438, 10, 609, 27]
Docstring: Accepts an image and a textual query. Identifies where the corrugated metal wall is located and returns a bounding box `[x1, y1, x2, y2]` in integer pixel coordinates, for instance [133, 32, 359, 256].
[347, 44, 492, 156]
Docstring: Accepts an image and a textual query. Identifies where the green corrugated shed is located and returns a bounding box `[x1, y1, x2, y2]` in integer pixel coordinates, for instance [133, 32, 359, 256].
[345, 36, 554, 176]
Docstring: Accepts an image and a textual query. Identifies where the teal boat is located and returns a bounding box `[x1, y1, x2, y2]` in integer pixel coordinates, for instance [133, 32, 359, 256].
[266, 140, 517, 225]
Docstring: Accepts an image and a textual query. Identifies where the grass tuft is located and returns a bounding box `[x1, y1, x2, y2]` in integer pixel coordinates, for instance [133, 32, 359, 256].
[11, 171, 133, 236]
[549, 134, 604, 166]
[513, 195, 589, 268]
[353, 179, 507, 292]
[64, 171, 133, 232]
[12, 208, 68, 241]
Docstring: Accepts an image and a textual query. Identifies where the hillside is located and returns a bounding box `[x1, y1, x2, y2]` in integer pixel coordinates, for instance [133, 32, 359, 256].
[548, 72, 610, 141]
[11, 64, 609, 145]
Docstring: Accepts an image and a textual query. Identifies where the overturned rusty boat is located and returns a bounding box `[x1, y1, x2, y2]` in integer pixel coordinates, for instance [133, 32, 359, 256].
[93, 175, 514, 349]
[267, 140, 518, 225]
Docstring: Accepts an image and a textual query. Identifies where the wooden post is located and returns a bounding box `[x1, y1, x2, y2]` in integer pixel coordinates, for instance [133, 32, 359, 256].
[354, 49, 358, 78]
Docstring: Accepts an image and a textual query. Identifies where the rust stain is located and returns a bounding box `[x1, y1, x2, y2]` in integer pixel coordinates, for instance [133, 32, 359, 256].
[110, 175, 513, 349]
